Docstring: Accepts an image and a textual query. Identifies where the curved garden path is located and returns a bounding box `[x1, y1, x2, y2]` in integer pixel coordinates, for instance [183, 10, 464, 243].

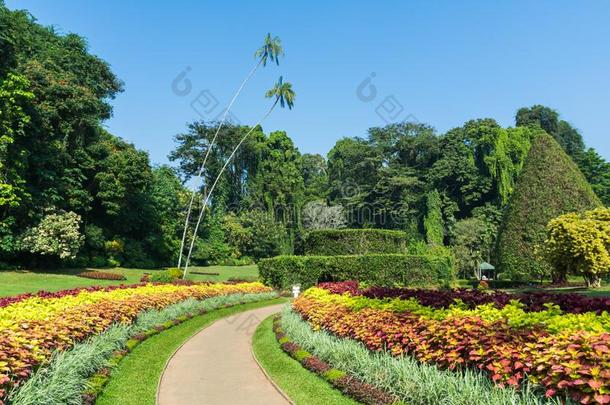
[157, 303, 290, 405]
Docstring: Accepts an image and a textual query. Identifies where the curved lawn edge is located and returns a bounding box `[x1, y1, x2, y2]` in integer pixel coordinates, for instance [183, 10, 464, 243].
[96, 297, 288, 405]
[251, 315, 360, 405]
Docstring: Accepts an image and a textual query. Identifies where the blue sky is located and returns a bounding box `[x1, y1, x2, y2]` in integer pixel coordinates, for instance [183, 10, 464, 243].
[6, 0, 610, 163]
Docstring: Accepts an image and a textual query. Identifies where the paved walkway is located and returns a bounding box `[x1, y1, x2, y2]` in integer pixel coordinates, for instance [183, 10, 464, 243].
[157, 304, 289, 405]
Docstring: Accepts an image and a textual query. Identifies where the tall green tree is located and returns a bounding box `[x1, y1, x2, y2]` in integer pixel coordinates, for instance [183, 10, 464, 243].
[516, 105, 586, 159]
[248, 131, 305, 223]
[0, 4, 194, 269]
[575, 148, 610, 205]
[301, 153, 328, 201]
[497, 133, 602, 282]
[424, 189, 444, 246]
[0, 73, 32, 211]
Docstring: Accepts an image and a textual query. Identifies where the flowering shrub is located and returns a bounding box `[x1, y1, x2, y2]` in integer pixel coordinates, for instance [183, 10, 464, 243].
[0, 282, 272, 402]
[295, 284, 610, 404]
[20, 211, 84, 260]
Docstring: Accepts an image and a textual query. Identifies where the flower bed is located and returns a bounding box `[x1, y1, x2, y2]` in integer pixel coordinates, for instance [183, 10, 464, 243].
[294, 282, 610, 404]
[0, 281, 272, 402]
[10, 292, 279, 404]
[319, 281, 610, 314]
[78, 271, 126, 280]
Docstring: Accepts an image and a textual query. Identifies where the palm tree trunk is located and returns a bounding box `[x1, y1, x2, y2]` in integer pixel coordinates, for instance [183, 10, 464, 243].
[177, 59, 263, 269]
[182, 98, 280, 278]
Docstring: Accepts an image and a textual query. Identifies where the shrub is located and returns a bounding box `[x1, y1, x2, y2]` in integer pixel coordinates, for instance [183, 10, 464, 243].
[302, 201, 347, 230]
[78, 271, 126, 281]
[226, 276, 259, 284]
[213, 256, 255, 266]
[304, 229, 407, 256]
[542, 207, 610, 287]
[258, 254, 455, 289]
[497, 133, 601, 282]
[20, 211, 84, 260]
[150, 267, 183, 283]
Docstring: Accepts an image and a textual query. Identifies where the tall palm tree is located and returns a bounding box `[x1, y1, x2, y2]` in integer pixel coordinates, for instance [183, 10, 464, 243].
[182, 77, 295, 277]
[177, 33, 284, 269]
[255, 33, 285, 66]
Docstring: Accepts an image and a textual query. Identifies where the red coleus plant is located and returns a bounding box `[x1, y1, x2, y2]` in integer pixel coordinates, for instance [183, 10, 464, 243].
[317, 281, 610, 315]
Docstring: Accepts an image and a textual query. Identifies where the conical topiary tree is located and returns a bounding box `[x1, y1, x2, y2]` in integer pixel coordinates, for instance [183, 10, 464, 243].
[496, 133, 601, 282]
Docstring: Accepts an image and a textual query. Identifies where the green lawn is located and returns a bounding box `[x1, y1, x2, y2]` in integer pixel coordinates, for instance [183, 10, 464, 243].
[507, 284, 610, 298]
[459, 276, 610, 298]
[97, 297, 288, 405]
[252, 315, 359, 405]
[0, 265, 259, 297]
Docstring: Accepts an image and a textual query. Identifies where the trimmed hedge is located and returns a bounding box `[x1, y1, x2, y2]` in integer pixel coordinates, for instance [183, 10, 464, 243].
[258, 254, 454, 289]
[304, 229, 407, 255]
[496, 133, 601, 281]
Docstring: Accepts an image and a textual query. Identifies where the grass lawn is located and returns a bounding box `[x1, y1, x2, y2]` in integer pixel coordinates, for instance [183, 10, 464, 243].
[252, 315, 359, 405]
[96, 297, 288, 405]
[0, 265, 259, 297]
[507, 284, 610, 298]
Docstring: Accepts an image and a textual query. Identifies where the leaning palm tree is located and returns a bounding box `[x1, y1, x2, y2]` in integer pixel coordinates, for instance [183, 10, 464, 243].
[182, 77, 295, 277]
[177, 33, 284, 269]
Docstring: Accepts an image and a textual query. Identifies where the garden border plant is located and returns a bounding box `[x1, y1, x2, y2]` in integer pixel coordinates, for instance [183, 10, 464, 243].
[279, 307, 565, 405]
[9, 292, 280, 404]
[0, 281, 273, 403]
[252, 316, 360, 405]
[272, 315, 399, 405]
[294, 283, 608, 404]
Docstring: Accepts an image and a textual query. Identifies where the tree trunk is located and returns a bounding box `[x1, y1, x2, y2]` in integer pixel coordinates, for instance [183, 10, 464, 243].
[551, 263, 568, 284]
[584, 274, 602, 288]
[551, 270, 568, 284]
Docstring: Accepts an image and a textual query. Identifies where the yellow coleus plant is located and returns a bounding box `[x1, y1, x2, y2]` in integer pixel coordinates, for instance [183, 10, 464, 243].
[0, 281, 272, 402]
[300, 287, 610, 334]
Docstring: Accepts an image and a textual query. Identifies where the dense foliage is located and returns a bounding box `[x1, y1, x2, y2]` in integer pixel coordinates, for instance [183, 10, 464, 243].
[543, 208, 610, 287]
[516, 105, 610, 205]
[0, 5, 189, 269]
[303, 228, 407, 255]
[258, 254, 455, 289]
[3, 3, 610, 279]
[294, 284, 610, 404]
[497, 134, 601, 282]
